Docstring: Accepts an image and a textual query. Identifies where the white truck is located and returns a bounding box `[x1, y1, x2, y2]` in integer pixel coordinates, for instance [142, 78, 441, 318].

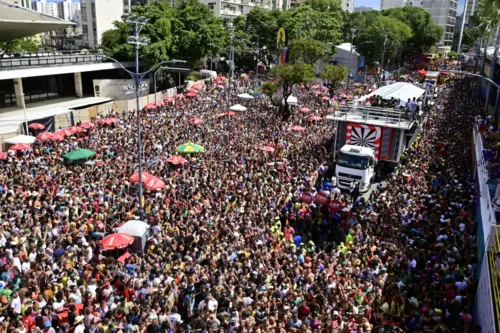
[328, 83, 429, 192]
[336, 145, 377, 192]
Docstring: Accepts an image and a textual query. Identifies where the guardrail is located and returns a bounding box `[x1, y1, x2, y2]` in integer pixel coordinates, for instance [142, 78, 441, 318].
[0, 52, 105, 70]
[333, 105, 416, 129]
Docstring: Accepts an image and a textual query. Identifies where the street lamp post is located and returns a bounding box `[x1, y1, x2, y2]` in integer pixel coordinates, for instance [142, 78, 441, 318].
[106, 13, 183, 220]
[381, 34, 388, 72]
[227, 22, 235, 129]
[348, 28, 356, 84]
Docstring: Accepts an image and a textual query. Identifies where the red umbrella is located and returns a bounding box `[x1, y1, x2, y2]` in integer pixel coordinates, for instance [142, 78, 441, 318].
[311, 85, 319, 90]
[260, 146, 275, 153]
[129, 171, 155, 183]
[176, 94, 185, 99]
[144, 176, 166, 190]
[320, 87, 328, 91]
[145, 104, 156, 110]
[9, 143, 31, 151]
[99, 233, 134, 251]
[0, 152, 7, 160]
[154, 101, 164, 106]
[217, 112, 236, 118]
[347, 95, 354, 99]
[36, 132, 53, 141]
[300, 85, 305, 90]
[81, 122, 95, 129]
[291, 125, 305, 132]
[185, 91, 197, 98]
[166, 155, 187, 165]
[164, 97, 175, 103]
[105, 118, 119, 125]
[418, 69, 427, 76]
[28, 123, 45, 130]
[57, 129, 73, 137]
[308, 116, 323, 121]
[190, 117, 203, 125]
[68, 126, 82, 134]
[300, 107, 310, 113]
[50, 134, 65, 142]
[117, 251, 132, 264]
[321, 96, 330, 101]
[314, 91, 321, 95]
[340, 93, 347, 98]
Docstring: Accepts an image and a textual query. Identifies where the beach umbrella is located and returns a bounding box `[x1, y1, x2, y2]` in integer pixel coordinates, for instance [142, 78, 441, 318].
[57, 129, 73, 137]
[176, 94, 185, 99]
[50, 134, 65, 142]
[260, 146, 275, 153]
[99, 233, 134, 251]
[216, 111, 236, 118]
[321, 87, 328, 91]
[9, 143, 31, 151]
[0, 152, 7, 160]
[36, 132, 53, 141]
[321, 96, 330, 101]
[340, 93, 347, 98]
[117, 251, 132, 264]
[144, 177, 166, 190]
[68, 126, 82, 134]
[81, 122, 95, 129]
[291, 125, 305, 132]
[314, 91, 321, 95]
[176, 142, 205, 153]
[164, 97, 175, 103]
[190, 117, 203, 125]
[166, 156, 187, 165]
[300, 107, 310, 113]
[28, 123, 45, 130]
[229, 104, 247, 112]
[105, 118, 119, 124]
[347, 95, 354, 99]
[300, 85, 305, 90]
[63, 148, 96, 161]
[129, 171, 155, 183]
[308, 116, 323, 121]
[311, 85, 319, 90]
[185, 91, 197, 97]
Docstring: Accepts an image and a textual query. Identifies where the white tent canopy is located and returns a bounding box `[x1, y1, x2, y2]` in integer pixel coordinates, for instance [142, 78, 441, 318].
[359, 82, 425, 102]
[4, 135, 36, 144]
[237, 93, 254, 100]
[283, 95, 298, 106]
[118, 220, 150, 237]
[229, 104, 247, 112]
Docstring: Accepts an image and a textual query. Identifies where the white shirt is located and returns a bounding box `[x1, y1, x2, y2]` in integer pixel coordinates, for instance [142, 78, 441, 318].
[74, 324, 85, 333]
[11, 296, 21, 314]
[408, 259, 417, 268]
[168, 313, 183, 328]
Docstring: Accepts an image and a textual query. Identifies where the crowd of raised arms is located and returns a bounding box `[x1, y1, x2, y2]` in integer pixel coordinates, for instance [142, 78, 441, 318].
[0, 74, 481, 333]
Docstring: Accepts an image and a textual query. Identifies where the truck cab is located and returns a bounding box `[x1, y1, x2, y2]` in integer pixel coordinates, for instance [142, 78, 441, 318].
[335, 145, 377, 192]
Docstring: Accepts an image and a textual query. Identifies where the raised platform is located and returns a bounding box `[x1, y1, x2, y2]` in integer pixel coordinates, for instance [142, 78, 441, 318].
[326, 105, 417, 129]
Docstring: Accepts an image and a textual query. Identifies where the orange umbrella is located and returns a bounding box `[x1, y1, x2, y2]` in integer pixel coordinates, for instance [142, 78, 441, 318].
[28, 123, 45, 130]
[129, 171, 155, 183]
[9, 143, 31, 151]
[99, 233, 134, 250]
[36, 132, 53, 141]
[190, 117, 203, 125]
[291, 125, 305, 132]
[166, 155, 186, 165]
[81, 122, 95, 129]
[260, 146, 275, 153]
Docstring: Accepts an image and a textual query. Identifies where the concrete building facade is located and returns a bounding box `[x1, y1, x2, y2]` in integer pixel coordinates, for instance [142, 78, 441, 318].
[354, 5, 375, 12]
[3, 0, 31, 9]
[58, 0, 81, 21]
[81, 0, 124, 49]
[31, 0, 59, 17]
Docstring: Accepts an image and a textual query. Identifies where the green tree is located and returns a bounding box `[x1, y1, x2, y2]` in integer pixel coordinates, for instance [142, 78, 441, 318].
[244, 8, 281, 69]
[0, 37, 38, 57]
[289, 38, 327, 65]
[382, 7, 443, 61]
[272, 62, 314, 119]
[261, 81, 278, 103]
[447, 51, 457, 59]
[452, 27, 481, 51]
[320, 65, 348, 97]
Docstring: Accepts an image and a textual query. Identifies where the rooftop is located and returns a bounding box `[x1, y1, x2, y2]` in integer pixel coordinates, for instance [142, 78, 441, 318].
[326, 105, 417, 130]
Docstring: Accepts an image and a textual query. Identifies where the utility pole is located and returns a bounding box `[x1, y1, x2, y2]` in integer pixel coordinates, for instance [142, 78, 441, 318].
[227, 21, 234, 130]
[348, 28, 356, 84]
[457, 0, 468, 54]
[381, 34, 388, 79]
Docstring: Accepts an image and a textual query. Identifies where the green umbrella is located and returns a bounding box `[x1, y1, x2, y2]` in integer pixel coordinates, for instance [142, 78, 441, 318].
[176, 142, 205, 153]
[63, 148, 96, 161]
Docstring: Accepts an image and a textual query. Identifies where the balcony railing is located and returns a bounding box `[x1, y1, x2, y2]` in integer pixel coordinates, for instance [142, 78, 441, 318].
[0, 51, 105, 70]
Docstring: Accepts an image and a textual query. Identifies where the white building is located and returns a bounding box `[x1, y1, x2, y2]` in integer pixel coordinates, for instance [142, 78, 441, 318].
[380, 0, 407, 10]
[465, 0, 478, 27]
[201, 0, 280, 17]
[58, 0, 81, 21]
[3, 0, 31, 9]
[32, 0, 59, 17]
[81, 0, 124, 49]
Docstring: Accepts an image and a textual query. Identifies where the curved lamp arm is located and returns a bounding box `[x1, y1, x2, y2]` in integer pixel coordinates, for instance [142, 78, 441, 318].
[103, 55, 134, 76]
[141, 59, 187, 78]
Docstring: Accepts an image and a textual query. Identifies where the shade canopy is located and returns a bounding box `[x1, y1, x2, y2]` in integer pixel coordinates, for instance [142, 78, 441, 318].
[359, 82, 426, 102]
[166, 155, 187, 165]
[63, 148, 96, 161]
[176, 142, 205, 153]
[283, 96, 298, 105]
[28, 123, 45, 130]
[117, 220, 150, 238]
[99, 233, 134, 251]
[4, 135, 36, 144]
[36, 132, 53, 141]
[129, 171, 155, 183]
[237, 93, 254, 100]
[229, 104, 247, 112]
[9, 143, 31, 151]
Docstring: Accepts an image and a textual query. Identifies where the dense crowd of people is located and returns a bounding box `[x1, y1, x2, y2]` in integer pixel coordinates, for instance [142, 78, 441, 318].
[0, 74, 481, 333]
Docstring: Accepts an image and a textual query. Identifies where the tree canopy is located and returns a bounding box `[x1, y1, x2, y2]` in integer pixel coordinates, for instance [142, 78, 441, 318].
[0, 38, 38, 57]
[289, 38, 328, 65]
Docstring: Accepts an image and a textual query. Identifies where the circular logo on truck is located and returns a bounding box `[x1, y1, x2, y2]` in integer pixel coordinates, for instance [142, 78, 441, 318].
[315, 192, 329, 205]
[328, 199, 342, 212]
[301, 192, 313, 205]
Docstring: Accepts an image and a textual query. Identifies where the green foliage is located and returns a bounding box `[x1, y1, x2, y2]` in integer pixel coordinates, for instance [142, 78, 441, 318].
[100, 0, 226, 66]
[320, 65, 348, 85]
[243, 8, 281, 68]
[289, 38, 327, 65]
[272, 62, 315, 91]
[261, 81, 278, 98]
[447, 51, 457, 59]
[452, 28, 481, 51]
[0, 37, 38, 56]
